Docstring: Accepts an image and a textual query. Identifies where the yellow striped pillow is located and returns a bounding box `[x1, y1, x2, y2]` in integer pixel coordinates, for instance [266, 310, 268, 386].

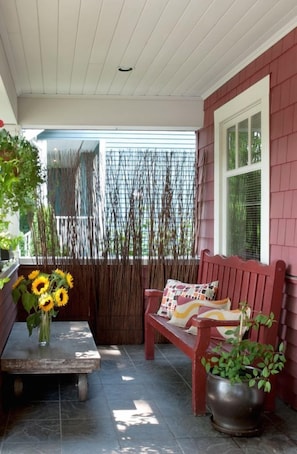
[186, 306, 251, 339]
[167, 298, 231, 328]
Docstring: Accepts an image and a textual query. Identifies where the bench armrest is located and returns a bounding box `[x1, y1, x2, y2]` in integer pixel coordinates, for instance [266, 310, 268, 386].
[191, 318, 241, 358]
[144, 289, 163, 314]
[191, 318, 240, 329]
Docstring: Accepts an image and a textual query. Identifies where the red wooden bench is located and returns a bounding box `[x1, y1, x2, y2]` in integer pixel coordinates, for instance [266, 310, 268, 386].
[144, 249, 286, 416]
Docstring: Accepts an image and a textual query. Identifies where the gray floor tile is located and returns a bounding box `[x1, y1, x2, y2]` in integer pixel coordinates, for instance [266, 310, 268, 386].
[176, 437, 242, 454]
[234, 433, 297, 453]
[1, 442, 61, 454]
[119, 439, 184, 453]
[61, 439, 120, 453]
[8, 401, 60, 421]
[4, 419, 61, 443]
[61, 417, 117, 442]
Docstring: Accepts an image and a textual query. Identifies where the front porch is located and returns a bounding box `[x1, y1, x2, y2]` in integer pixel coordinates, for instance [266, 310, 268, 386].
[0, 344, 296, 453]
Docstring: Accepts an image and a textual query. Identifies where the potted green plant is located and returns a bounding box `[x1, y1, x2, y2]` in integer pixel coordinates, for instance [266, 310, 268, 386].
[201, 302, 286, 436]
[0, 120, 44, 287]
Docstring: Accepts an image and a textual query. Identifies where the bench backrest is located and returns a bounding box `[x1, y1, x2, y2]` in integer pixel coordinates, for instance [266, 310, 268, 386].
[198, 249, 286, 346]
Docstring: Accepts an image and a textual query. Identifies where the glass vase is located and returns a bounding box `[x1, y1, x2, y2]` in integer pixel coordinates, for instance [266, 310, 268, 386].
[39, 311, 51, 346]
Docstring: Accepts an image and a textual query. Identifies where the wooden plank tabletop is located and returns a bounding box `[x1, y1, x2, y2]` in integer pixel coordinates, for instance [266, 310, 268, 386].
[1, 321, 101, 374]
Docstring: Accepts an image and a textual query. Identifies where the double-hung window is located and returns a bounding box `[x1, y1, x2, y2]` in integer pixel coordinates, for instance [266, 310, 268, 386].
[214, 76, 270, 262]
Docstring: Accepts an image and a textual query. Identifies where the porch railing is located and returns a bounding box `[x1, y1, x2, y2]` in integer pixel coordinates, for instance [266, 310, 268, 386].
[20, 216, 103, 258]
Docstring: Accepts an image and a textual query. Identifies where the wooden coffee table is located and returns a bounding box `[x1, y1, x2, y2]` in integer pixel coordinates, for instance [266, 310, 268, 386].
[1, 321, 100, 401]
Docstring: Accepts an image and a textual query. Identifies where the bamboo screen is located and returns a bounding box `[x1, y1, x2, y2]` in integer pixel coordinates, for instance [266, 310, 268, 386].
[29, 143, 204, 343]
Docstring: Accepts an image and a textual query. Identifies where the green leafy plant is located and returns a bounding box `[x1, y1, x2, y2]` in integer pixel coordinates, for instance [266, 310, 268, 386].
[0, 120, 44, 286]
[201, 302, 286, 392]
[0, 126, 44, 213]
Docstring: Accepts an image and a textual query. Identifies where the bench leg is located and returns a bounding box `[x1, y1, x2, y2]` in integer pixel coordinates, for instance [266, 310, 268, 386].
[145, 320, 155, 360]
[78, 373, 88, 401]
[192, 357, 207, 416]
[14, 376, 23, 397]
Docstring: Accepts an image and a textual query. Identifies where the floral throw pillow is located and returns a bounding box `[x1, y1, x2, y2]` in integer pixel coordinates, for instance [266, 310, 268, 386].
[156, 279, 219, 318]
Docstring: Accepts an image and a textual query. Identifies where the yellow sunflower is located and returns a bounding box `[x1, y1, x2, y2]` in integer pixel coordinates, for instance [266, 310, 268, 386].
[31, 275, 50, 295]
[66, 272, 74, 289]
[54, 288, 69, 307]
[39, 293, 54, 312]
[12, 275, 25, 289]
[28, 270, 40, 280]
[54, 268, 65, 278]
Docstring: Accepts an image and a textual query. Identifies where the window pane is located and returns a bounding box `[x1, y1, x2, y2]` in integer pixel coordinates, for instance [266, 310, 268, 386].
[251, 112, 261, 163]
[227, 170, 261, 260]
[227, 125, 236, 170]
[238, 119, 248, 167]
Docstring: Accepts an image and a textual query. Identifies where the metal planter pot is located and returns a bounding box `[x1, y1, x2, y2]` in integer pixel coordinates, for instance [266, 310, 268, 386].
[207, 370, 265, 437]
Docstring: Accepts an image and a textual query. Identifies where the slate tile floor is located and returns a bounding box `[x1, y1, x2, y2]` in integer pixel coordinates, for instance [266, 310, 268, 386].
[0, 344, 296, 453]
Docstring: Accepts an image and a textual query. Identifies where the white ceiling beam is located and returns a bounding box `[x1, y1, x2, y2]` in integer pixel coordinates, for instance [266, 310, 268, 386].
[18, 95, 203, 130]
[0, 37, 17, 125]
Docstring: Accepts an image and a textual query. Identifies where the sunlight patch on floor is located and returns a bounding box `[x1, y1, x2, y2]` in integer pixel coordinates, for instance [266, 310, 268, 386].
[98, 345, 122, 356]
[113, 400, 159, 429]
[121, 375, 135, 381]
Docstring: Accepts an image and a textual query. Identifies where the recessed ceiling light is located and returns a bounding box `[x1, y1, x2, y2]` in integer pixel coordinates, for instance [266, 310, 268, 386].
[118, 66, 133, 72]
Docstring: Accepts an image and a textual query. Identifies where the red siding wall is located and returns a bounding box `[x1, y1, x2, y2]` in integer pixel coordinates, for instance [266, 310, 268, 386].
[197, 27, 297, 409]
[0, 265, 17, 354]
[0, 265, 18, 396]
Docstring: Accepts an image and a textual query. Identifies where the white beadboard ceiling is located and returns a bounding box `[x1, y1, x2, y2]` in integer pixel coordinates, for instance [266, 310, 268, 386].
[0, 0, 297, 128]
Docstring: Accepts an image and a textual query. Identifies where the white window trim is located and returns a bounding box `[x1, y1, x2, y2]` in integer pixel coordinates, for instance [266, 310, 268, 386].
[214, 75, 270, 263]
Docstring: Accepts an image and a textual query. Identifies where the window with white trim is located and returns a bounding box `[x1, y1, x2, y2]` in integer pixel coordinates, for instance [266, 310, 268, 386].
[214, 76, 270, 263]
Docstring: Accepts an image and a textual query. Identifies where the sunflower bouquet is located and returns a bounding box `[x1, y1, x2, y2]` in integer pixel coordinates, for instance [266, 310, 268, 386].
[12, 269, 74, 337]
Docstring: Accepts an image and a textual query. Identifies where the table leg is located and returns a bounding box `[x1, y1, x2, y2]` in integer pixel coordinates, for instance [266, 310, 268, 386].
[78, 373, 88, 401]
[14, 376, 23, 397]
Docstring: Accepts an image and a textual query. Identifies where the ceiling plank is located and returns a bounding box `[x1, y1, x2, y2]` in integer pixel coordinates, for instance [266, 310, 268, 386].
[0, 0, 297, 128]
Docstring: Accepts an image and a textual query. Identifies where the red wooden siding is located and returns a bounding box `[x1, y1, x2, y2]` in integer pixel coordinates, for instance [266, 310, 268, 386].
[197, 27, 297, 409]
[0, 265, 18, 354]
[0, 265, 18, 392]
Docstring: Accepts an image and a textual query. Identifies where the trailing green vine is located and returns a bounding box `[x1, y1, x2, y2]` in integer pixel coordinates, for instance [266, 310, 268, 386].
[0, 120, 44, 286]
